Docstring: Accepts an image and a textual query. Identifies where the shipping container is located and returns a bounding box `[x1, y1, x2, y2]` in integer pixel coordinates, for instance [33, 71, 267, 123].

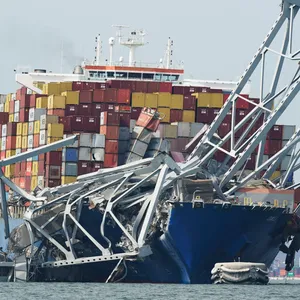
[79, 90, 93, 104]
[78, 104, 92, 116]
[145, 94, 158, 108]
[100, 111, 120, 126]
[100, 125, 119, 140]
[182, 110, 195, 123]
[117, 89, 131, 104]
[92, 134, 105, 148]
[62, 148, 79, 162]
[46, 151, 62, 165]
[105, 140, 119, 154]
[103, 153, 118, 168]
[65, 104, 79, 116]
[132, 93, 145, 107]
[61, 91, 79, 105]
[157, 107, 170, 123]
[157, 93, 171, 107]
[82, 116, 99, 133]
[77, 161, 91, 175]
[92, 148, 105, 161]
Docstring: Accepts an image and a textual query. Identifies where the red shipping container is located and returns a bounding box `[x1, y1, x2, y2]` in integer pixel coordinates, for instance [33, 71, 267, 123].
[136, 108, 160, 132]
[100, 126, 119, 140]
[107, 80, 122, 89]
[45, 165, 61, 179]
[14, 177, 20, 186]
[82, 82, 102, 90]
[6, 123, 17, 136]
[214, 150, 227, 163]
[183, 95, 196, 110]
[223, 94, 250, 109]
[14, 163, 21, 177]
[100, 111, 120, 126]
[196, 108, 210, 123]
[46, 151, 62, 165]
[236, 109, 249, 123]
[72, 81, 84, 91]
[117, 89, 131, 104]
[104, 154, 118, 168]
[20, 94, 31, 108]
[19, 177, 25, 189]
[65, 105, 79, 116]
[224, 110, 232, 123]
[78, 161, 91, 176]
[33, 134, 39, 148]
[0, 112, 9, 124]
[25, 176, 31, 191]
[93, 89, 105, 103]
[38, 160, 44, 176]
[119, 113, 131, 127]
[104, 89, 118, 103]
[59, 116, 72, 133]
[9, 101, 14, 114]
[170, 110, 183, 123]
[131, 108, 142, 120]
[91, 104, 102, 116]
[16, 86, 27, 100]
[248, 98, 260, 111]
[79, 90, 93, 104]
[147, 82, 160, 93]
[267, 125, 283, 140]
[265, 140, 282, 155]
[207, 108, 220, 123]
[83, 116, 100, 133]
[91, 162, 103, 172]
[72, 116, 84, 131]
[105, 140, 119, 154]
[119, 105, 131, 113]
[6, 136, 16, 150]
[20, 162, 26, 176]
[38, 153, 45, 161]
[45, 179, 61, 188]
[48, 109, 65, 117]
[78, 104, 92, 116]
[26, 162, 32, 176]
[100, 103, 119, 112]
[19, 108, 29, 122]
[0, 151, 5, 160]
[159, 82, 172, 93]
[245, 154, 256, 170]
[218, 122, 231, 138]
[135, 81, 148, 93]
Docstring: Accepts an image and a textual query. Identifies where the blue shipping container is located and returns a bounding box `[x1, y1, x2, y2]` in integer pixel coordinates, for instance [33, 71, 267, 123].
[62, 148, 79, 162]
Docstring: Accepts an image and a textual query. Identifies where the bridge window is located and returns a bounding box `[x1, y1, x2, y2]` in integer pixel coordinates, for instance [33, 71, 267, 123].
[154, 74, 161, 81]
[129, 73, 142, 79]
[89, 71, 97, 78]
[116, 72, 127, 78]
[107, 72, 115, 78]
[143, 73, 154, 80]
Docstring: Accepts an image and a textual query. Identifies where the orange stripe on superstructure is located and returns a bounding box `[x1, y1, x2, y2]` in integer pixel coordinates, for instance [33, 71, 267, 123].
[85, 65, 184, 74]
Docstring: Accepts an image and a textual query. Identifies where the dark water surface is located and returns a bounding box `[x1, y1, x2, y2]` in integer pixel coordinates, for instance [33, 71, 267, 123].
[1, 282, 300, 300]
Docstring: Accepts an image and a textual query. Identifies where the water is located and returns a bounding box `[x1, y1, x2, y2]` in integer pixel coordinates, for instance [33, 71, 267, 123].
[1, 283, 300, 300]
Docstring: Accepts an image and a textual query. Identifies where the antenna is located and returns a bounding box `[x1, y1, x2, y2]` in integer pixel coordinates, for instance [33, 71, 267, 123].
[112, 25, 130, 43]
[109, 37, 115, 66]
[95, 34, 102, 66]
[165, 37, 173, 69]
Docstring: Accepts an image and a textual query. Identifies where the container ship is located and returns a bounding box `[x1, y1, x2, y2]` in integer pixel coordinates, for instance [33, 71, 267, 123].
[1, 1, 300, 283]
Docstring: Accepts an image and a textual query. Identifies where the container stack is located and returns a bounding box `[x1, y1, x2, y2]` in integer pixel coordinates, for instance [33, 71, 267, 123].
[0, 80, 295, 192]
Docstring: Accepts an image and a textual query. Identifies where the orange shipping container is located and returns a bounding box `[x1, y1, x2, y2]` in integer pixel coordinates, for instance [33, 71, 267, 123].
[6, 136, 17, 150]
[33, 134, 40, 148]
[48, 109, 65, 117]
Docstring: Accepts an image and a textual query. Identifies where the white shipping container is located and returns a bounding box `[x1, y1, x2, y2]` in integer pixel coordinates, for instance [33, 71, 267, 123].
[164, 124, 178, 139]
[126, 152, 143, 164]
[130, 139, 148, 156]
[16, 148, 21, 155]
[190, 123, 205, 138]
[0, 104, 4, 112]
[40, 115, 59, 130]
[283, 125, 296, 140]
[1, 138, 6, 151]
[79, 147, 91, 161]
[131, 126, 152, 144]
[174, 122, 191, 137]
[63, 134, 79, 148]
[281, 155, 291, 171]
[39, 130, 48, 145]
[0, 95, 6, 104]
[79, 133, 92, 147]
[282, 140, 293, 155]
[12, 93, 16, 101]
[152, 124, 164, 138]
[92, 134, 105, 148]
[14, 113, 19, 122]
[92, 148, 105, 161]
[148, 138, 170, 152]
[14, 100, 20, 113]
[118, 127, 130, 141]
[129, 119, 136, 133]
[37, 176, 44, 188]
[2, 124, 7, 137]
[28, 135, 34, 148]
[29, 108, 46, 122]
[28, 122, 34, 135]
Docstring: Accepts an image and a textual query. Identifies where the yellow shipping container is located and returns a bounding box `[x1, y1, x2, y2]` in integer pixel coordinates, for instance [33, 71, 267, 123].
[132, 93, 145, 107]
[182, 110, 195, 122]
[22, 136, 28, 149]
[34, 121, 40, 134]
[48, 95, 66, 109]
[17, 123, 22, 136]
[171, 94, 184, 110]
[33, 82, 45, 91]
[36, 97, 48, 108]
[22, 123, 28, 136]
[32, 162, 39, 176]
[157, 93, 171, 107]
[31, 176, 38, 191]
[6, 94, 12, 102]
[4, 101, 9, 112]
[5, 165, 15, 178]
[47, 124, 64, 137]
[61, 176, 77, 185]
[9, 114, 14, 122]
[42, 82, 61, 95]
[270, 171, 281, 181]
[194, 93, 211, 107]
[145, 94, 158, 108]
[6, 150, 16, 158]
[16, 136, 22, 148]
[60, 82, 73, 93]
[158, 107, 171, 123]
[210, 93, 223, 108]
[61, 91, 79, 105]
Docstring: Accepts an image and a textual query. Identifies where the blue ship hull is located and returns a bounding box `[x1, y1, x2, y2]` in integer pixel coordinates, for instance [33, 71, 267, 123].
[39, 202, 290, 284]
